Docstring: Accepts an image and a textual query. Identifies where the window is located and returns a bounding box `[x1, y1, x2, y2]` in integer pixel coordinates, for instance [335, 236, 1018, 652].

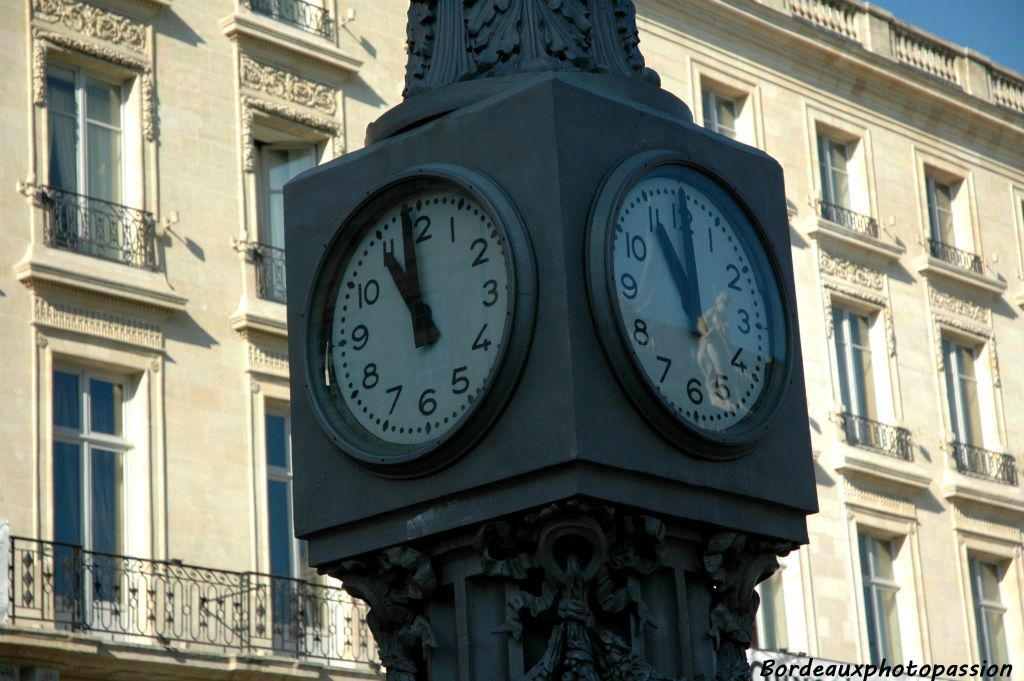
[833, 306, 877, 421]
[47, 66, 123, 205]
[818, 135, 851, 210]
[266, 407, 305, 579]
[52, 369, 129, 603]
[45, 65, 155, 269]
[943, 338, 984, 448]
[754, 570, 788, 651]
[701, 89, 738, 140]
[265, 406, 313, 651]
[926, 176, 956, 247]
[859, 533, 903, 664]
[969, 558, 1009, 666]
[924, 172, 981, 272]
[254, 143, 316, 303]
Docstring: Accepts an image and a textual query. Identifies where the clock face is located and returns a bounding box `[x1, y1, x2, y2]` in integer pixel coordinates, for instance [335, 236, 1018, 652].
[598, 162, 788, 442]
[308, 174, 527, 469]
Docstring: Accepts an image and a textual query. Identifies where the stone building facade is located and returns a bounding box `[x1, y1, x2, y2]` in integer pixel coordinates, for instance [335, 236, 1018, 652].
[0, 0, 1022, 679]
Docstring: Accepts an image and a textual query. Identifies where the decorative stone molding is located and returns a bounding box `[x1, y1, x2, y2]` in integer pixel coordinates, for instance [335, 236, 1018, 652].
[240, 95, 341, 173]
[819, 249, 884, 290]
[246, 337, 289, 378]
[790, 0, 859, 41]
[404, 0, 659, 98]
[240, 54, 336, 115]
[844, 478, 916, 518]
[32, 29, 155, 141]
[332, 547, 437, 681]
[953, 506, 1021, 542]
[928, 287, 990, 325]
[32, 0, 146, 53]
[931, 314, 992, 373]
[32, 294, 163, 351]
[893, 27, 960, 87]
[821, 280, 894, 356]
[476, 501, 684, 680]
[704, 532, 796, 681]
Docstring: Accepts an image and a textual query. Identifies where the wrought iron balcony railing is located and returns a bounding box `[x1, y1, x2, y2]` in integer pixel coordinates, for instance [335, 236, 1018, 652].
[243, 0, 333, 40]
[253, 242, 287, 304]
[951, 442, 1018, 486]
[927, 238, 983, 274]
[3, 536, 377, 667]
[839, 412, 913, 461]
[816, 200, 879, 238]
[41, 186, 158, 271]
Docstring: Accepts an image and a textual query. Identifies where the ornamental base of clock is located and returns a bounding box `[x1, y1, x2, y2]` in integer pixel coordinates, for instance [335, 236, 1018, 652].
[329, 499, 795, 681]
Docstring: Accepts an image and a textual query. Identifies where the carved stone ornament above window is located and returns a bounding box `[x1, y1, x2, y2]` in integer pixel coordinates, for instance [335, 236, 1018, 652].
[818, 248, 885, 290]
[928, 286, 990, 325]
[240, 55, 337, 116]
[32, 0, 146, 53]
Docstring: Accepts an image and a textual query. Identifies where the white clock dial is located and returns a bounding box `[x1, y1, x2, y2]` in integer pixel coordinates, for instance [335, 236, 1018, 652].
[609, 167, 786, 434]
[327, 187, 512, 446]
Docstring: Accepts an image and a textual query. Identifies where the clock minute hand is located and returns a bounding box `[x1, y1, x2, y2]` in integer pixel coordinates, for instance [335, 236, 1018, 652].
[382, 205, 440, 348]
[655, 216, 700, 336]
[676, 191, 705, 336]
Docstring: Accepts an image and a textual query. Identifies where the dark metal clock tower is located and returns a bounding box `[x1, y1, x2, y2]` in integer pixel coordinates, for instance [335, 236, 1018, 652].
[284, 2, 817, 679]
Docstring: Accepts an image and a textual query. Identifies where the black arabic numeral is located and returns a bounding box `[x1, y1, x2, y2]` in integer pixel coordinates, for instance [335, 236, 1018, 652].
[386, 385, 402, 414]
[620, 273, 638, 300]
[451, 366, 469, 394]
[731, 348, 748, 373]
[482, 280, 499, 307]
[633, 319, 649, 346]
[472, 324, 491, 351]
[626, 233, 647, 261]
[362, 363, 379, 389]
[726, 264, 742, 291]
[686, 378, 704, 404]
[714, 374, 731, 401]
[470, 238, 489, 267]
[415, 215, 432, 243]
[656, 355, 672, 383]
[419, 389, 437, 416]
[738, 309, 751, 334]
[352, 324, 369, 350]
[358, 279, 380, 308]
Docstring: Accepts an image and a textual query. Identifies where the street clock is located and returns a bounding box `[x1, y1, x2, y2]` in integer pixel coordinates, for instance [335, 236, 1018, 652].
[587, 152, 792, 455]
[304, 165, 536, 477]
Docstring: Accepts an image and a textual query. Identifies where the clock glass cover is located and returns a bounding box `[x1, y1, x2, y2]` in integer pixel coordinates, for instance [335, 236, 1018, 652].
[595, 161, 789, 445]
[307, 173, 528, 471]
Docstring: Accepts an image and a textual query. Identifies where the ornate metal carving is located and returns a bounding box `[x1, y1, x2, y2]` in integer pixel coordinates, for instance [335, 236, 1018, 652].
[403, 0, 660, 98]
[478, 501, 685, 681]
[703, 533, 795, 681]
[334, 547, 437, 681]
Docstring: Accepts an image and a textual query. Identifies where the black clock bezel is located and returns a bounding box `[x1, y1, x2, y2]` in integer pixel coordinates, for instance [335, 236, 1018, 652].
[303, 164, 537, 478]
[585, 150, 795, 457]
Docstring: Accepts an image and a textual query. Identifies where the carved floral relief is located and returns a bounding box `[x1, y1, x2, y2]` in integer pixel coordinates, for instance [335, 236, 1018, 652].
[33, 0, 146, 53]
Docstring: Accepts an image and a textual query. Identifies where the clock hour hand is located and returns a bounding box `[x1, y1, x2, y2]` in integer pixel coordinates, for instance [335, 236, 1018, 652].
[383, 204, 440, 348]
[654, 213, 700, 335]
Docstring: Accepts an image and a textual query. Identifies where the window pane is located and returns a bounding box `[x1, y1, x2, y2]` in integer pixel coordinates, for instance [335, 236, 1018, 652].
[976, 561, 1000, 602]
[851, 346, 876, 419]
[985, 609, 1009, 664]
[701, 90, 713, 131]
[90, 449, 122, 556]
[863, 584, 880, 664]
[266, 413, 289, 469]
[53, 442, 82, 546]
[86, 79, 121, 127]
[87, 124, 121, 203]
[879, 588, 903, 663]
[267, 479, 293, 577]
[716, 98, 736, 134]
[759, 572, 788, 651]
[874, 538, 896, 579]
[54, 371, 81, 430]
[90, 379, 122, 436]
[47, 66, 78, 192]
